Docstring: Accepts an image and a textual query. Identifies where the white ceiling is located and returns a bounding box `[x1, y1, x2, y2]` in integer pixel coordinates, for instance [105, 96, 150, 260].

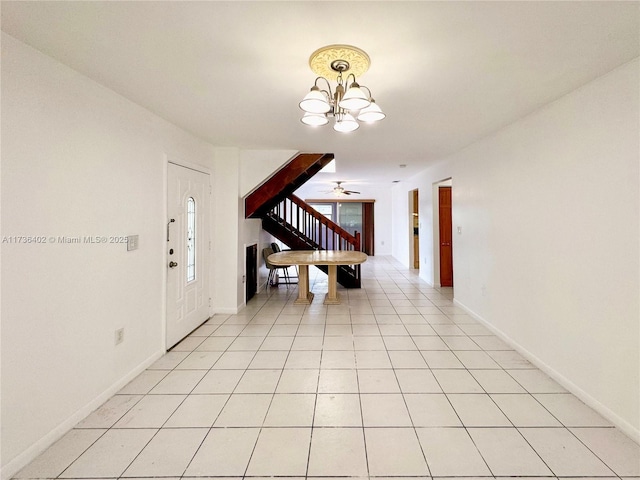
[2, 1, 638, 188]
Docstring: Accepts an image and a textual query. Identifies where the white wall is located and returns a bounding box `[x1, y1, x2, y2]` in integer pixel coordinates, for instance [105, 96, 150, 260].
[0, 34, 217, 477]
[392, 59, 640, 440]
[212, 148, 299, 311]
[240, 149, 297, 197]
[294, 182, 393, 255]
[210, 147, 242, 313]
[392, 162, 453, 284]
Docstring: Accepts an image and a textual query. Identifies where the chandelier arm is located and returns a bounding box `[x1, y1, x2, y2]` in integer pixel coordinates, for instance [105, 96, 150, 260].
[344, 73, 357, 89]
[360, 85, 374, 100]
[314, 77, 334, 98]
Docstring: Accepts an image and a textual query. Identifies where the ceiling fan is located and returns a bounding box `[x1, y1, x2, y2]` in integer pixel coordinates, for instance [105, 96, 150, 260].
[327, 181, 360, 196]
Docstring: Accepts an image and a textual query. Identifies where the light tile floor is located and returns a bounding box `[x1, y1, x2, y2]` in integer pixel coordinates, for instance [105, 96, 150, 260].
[15, 256, 640, 478]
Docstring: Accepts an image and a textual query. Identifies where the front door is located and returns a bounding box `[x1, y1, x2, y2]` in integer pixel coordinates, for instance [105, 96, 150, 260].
[166, 163, 210, 349]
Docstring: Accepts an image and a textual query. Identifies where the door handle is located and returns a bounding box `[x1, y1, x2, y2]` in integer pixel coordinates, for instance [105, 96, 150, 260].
[166, 218, 175, 242]
[169, 261, 178, 268]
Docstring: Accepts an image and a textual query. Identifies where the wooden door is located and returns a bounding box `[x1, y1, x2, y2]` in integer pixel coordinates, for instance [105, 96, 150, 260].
[439, 186, 453, 287]
[362, 202, 375, 255]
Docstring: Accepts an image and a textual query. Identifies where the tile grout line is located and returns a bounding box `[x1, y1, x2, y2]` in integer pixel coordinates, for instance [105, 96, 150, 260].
[17, 256, 636, 479]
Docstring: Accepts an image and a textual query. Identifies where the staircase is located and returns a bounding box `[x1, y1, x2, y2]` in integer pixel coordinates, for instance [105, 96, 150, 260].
[245, 153, 334, 219]
[245, 153, 362, 288]
[263, 195, 362, 288]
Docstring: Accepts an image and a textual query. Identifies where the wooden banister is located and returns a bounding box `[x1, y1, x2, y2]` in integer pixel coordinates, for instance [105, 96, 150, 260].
[245, 153, 334, 218]
[267, 196, 360, 253]
[288, 195, 360, 248]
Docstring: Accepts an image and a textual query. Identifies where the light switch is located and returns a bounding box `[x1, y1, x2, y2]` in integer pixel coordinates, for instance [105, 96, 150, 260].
[457, 226, 462, 234]
[127, 235, 139, 251]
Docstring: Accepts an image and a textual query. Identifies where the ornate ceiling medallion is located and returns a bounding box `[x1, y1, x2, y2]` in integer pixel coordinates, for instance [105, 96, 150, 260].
[308, 44, 371, 78]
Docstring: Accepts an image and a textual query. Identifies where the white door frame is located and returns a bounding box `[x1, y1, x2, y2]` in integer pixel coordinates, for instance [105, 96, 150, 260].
[408, 189, 419, 271]
[163, 156, 212, 350]
[432, 178, 452, 287]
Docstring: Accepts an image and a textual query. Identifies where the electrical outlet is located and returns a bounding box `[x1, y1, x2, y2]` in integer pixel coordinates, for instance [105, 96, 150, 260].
[115, 328, 125, 345]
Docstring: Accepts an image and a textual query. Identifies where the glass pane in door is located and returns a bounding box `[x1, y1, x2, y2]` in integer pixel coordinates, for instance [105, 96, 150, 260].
[338, 202, 362, 237]
[310, 203, 334, 221]
[186, 197, 196, 282]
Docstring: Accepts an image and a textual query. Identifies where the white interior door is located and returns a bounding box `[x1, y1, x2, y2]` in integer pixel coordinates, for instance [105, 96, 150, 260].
[166, 162, 210, 349]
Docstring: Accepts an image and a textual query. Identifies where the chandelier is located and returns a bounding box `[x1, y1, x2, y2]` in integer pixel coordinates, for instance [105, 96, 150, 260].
[299, 45, 385, 133]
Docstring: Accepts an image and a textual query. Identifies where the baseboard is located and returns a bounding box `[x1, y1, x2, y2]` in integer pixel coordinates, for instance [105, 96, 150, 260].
[453, 298, 640, 444]
[1, 349, 164, 480]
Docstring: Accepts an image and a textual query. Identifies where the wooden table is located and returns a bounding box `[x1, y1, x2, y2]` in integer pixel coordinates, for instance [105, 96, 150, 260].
[268, 250, 368, 305]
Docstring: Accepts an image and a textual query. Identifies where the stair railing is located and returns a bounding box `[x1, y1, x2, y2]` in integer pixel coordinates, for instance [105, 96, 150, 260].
[267, 194, 361, 252]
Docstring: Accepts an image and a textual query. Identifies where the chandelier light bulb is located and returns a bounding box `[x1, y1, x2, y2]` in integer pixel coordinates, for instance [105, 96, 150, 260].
[301, 112, 329, 126]
[333, 113, 359, 133]
[338, 82, 371, 111]
[357, 99, 386, 123]
[299, 87, 330, 114]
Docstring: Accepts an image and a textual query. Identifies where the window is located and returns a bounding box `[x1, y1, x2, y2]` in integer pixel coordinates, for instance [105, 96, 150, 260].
[305, 200, 375, 255]
[312, 202, 362, 237]
[309, 203, 335, 221]
[186, 197, 196, 282]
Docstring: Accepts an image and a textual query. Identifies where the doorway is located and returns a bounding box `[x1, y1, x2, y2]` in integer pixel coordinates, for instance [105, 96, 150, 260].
[411, 189, 419, 269]
[438, 185, 453, 287]
[166, 162, 211, 349]
[245, 244, 257, 302]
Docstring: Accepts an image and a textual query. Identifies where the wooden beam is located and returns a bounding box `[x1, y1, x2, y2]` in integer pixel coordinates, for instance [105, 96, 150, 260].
[244, 152, 334, 218]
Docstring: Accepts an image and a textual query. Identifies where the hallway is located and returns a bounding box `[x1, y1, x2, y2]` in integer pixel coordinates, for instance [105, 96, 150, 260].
[15, 256, 640, 478]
